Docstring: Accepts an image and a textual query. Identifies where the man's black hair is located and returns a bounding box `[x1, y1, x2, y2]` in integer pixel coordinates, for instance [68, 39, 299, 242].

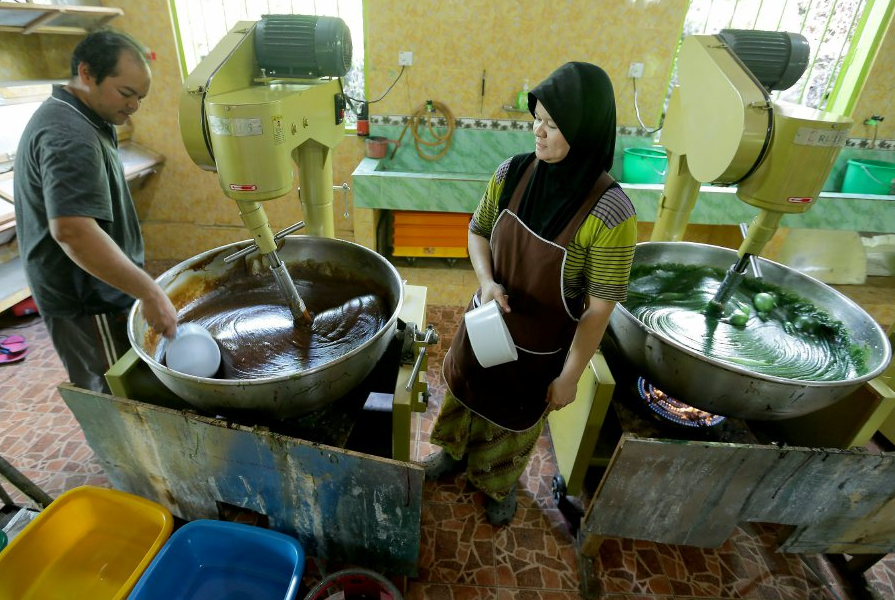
[70, 29, 148, 85]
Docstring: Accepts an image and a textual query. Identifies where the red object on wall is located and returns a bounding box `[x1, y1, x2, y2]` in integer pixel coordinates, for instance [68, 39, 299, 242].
[356, 102, 369, 136]
[12, 297, 38, 317]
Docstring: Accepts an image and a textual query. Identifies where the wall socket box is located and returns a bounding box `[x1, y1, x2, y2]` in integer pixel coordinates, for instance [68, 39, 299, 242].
[398, 51, 413, 66]
[628, 62, 644, 78]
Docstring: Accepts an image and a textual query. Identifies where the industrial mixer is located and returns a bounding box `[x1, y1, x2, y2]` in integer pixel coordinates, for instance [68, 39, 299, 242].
[613, 29, 891, 423]
[59, 15, 435, 576]
[546, 30, 895, 574]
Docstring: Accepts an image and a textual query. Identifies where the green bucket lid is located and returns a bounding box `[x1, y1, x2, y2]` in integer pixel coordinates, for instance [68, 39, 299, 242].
[624, 147, 666, 158]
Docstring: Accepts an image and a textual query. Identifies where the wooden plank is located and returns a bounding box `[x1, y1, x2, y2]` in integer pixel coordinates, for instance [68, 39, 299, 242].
[583, 435, 776, 547]
[784, 495, 895, 554]
[576, 529, 601, 599]
[59, 384, 424, 576]
[582, 434, 895, 554]
[743, 449, 895, 524]
[745, 450, 895, 554]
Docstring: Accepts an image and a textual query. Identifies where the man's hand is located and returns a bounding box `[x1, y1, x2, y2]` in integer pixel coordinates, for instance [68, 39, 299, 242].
[141, 285, 177, 338]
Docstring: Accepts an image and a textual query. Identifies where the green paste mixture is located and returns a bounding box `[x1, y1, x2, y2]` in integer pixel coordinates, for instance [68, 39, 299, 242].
[624, 263, 869, 381]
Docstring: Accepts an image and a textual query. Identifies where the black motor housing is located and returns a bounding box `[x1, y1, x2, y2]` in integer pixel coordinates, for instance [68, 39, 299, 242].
[255, 14, 352, 78]
[718, 29, 810, 91]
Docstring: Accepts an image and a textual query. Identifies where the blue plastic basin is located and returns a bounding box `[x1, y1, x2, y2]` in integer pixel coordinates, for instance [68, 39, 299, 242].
[128, 520, 305, 600]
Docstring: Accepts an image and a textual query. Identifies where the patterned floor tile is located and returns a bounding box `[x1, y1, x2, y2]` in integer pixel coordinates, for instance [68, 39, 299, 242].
[0, 314, 107, 507]
[423, 472, 485, 505]
[587, 537, 675, 596]
[407, 582, 498, 600]
[493, 507, 579, 590]
[597, 596, 674, 600]
[866, 558, 895, 599]
[495, 588, 585, 599]
[657, 543, 727, 597]
[419, 501, 498, 586]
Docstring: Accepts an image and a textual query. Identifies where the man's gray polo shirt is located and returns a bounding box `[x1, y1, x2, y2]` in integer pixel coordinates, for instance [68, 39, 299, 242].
[14, 85, 144, 318]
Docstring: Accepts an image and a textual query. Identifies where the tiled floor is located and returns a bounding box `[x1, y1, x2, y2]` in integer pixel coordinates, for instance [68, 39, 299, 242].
[1, 261, 894, 599]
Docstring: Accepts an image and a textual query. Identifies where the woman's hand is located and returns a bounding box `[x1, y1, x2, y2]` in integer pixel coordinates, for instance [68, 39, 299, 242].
[480, 280, 511, 313]
[546, 374, 578, 412]
[467, 231, 510, 313]
[546, 296, 617, 413]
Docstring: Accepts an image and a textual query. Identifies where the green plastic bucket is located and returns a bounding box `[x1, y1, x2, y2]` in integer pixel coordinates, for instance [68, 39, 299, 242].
[622, 147, 668, 184]
[842, 158, 895, 195]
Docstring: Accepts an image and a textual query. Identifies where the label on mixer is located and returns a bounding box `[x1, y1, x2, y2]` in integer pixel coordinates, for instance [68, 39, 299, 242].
[207, 116, 263, 137]
[794, 127, 848, 147]
[208, 116, 230, 135]
[787, 196, 814, 204]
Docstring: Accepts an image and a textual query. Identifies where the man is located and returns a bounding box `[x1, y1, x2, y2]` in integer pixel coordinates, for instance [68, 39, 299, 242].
[14, 29, 177, 393]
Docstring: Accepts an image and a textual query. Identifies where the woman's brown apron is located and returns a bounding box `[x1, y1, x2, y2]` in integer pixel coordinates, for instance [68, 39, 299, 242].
[443, 161, 613, 431]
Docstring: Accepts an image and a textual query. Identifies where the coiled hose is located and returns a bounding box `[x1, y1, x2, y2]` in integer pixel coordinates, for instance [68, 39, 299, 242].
[391, 100, 454, 161]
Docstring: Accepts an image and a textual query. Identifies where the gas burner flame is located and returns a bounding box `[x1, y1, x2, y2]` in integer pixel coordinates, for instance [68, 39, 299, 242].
[636, 377, 726, 427]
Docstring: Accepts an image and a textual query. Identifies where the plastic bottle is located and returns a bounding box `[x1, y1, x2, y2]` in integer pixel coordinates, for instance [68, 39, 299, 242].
[515, 79, 530, 111]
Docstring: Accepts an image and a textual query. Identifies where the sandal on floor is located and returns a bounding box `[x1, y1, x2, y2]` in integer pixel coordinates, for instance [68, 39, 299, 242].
[485, 484, 518, 526]
[0, 335, 28, 354]
[420, 449, 465, 481]
[0, 347, 30, 365]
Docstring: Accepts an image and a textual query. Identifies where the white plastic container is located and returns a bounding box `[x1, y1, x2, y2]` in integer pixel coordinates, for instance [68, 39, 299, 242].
[464, 299, 518, 368]
[163, 323, 221, 378]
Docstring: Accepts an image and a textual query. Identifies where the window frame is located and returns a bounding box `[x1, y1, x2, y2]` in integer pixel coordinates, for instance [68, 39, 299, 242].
[825, 0, 894, 115]
[668, 0, 891, 118]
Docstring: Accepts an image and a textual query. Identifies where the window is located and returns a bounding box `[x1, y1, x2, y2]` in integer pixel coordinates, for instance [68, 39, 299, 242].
[170, 0, 364, 124]
[678, 0, 872, 110]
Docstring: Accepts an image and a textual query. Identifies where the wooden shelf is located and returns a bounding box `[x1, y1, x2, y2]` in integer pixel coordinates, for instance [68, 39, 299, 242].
[0, 3, 122, 35]
[119, 141, 164, 183]
[0, 141, 164, 206]
[0, 255, 29, 314]
[0, 80, 65, 106]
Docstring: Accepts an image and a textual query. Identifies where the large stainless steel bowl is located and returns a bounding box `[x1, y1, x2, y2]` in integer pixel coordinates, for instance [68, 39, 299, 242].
[607, 242, 892, 420]
[128, 236, 404, 420]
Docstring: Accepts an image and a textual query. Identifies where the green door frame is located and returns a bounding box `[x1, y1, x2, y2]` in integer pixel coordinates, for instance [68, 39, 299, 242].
[826, 0, 895, 116]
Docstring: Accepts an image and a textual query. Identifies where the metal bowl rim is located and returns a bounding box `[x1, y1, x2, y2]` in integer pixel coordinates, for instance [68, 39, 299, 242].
[613, 241, 892, 387]
[128, 236, 405, 385]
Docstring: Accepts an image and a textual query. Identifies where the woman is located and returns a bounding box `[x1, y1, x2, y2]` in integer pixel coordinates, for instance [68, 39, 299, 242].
[423, 62, 637, 526]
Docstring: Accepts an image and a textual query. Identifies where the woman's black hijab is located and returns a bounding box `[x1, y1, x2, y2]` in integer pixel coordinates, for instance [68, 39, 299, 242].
[497, 62, 617, 240]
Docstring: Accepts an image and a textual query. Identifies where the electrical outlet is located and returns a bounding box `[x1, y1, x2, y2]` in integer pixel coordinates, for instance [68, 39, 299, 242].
[398, 51, 413, 66]
[628, 62, 644, 79]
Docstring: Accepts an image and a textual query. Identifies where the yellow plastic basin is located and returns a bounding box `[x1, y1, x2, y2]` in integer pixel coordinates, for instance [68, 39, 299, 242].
[0, 486, 173, 600]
